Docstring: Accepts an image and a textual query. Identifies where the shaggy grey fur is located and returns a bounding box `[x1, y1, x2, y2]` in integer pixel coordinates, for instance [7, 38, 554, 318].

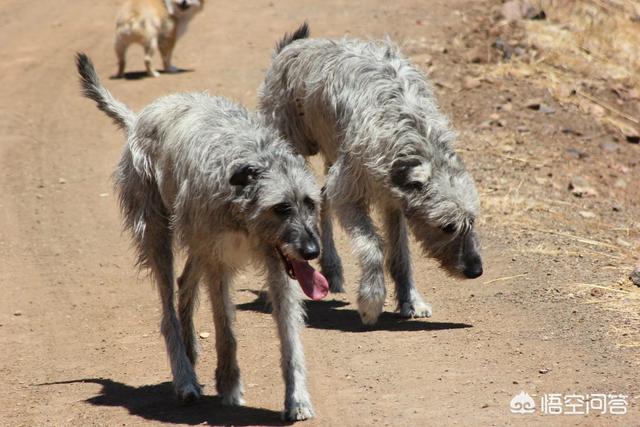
[76, 53, 320, 421]
[259, 26, 483, 325]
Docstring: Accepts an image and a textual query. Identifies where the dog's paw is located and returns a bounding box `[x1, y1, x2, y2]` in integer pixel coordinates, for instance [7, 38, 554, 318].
[164, 65, 179, 74]
[147, 70, 160, 78]
[400, 298, 433, 318]
[283, 403, 315, 421]
[358, 294, 384, 325]
[324, 269, 345, 293]
[220, 386, 245, 406]
[176, 381, 202, 404]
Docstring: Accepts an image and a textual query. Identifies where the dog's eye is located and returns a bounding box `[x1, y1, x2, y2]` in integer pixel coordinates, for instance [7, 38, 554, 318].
[303, 197, 315, 211]
[273, 203, 292, 216]
[441, 223, 456, 234]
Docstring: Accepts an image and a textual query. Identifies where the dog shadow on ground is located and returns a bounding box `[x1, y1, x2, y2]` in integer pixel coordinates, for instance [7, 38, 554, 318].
[37, 378, 287, 426]
[109, 69, 194, 80]
[236, 291, 473, 333]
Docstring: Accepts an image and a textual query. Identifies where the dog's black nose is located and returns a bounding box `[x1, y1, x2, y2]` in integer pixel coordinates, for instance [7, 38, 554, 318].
[300, 241, 320, 260]
[463, 257, 483, 279]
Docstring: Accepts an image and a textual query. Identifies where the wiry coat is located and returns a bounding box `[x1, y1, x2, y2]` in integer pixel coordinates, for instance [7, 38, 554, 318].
[260, 25, 483, 325]
[76, 53, 319, 421]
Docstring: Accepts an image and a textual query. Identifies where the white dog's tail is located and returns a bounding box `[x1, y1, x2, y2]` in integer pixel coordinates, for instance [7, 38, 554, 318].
[75, 52, 135, 132]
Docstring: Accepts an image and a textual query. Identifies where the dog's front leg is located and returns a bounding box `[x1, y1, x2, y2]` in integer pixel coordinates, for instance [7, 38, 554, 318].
[382, 205, 432, 318]
[334, 199, 386, 325]
[265, 253, 314, 421]
[204, 262, 244, 406]
[319, 184, 344, 293]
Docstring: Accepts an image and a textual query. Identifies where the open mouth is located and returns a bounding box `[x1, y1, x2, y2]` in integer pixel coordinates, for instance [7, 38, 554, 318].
[276, 246, 296, 280]
[275, 246, 329, 301]
[177, 2, 190, 11]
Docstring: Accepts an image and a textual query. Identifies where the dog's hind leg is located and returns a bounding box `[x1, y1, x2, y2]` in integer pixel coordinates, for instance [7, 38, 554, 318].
[204, 261, 244, 406]
[264, 251, 314, 421]
[144, 38, 160, 77]
[133, 203, 200, 401]
[115, 151, 199, 401]
[148, 229, 201, 402]
[382, 205, 432, 318]
[159, 37, 178, 74]
[319, 184, 344, 293]
[177, 255, 200, 366]
[114, 37, 128, 78]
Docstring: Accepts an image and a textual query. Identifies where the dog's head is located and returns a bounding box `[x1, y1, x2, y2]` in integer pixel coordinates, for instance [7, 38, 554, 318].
[389, 150, 483, 279]
[229, 148, 327, 298]
[169, 0, 204, 17]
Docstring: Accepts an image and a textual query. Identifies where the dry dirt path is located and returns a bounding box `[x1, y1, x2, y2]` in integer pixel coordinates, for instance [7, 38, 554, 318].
[0, 1, 637, 426]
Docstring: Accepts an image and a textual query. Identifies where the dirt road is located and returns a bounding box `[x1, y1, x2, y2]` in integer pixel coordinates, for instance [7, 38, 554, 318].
[1, 0, 638, 425]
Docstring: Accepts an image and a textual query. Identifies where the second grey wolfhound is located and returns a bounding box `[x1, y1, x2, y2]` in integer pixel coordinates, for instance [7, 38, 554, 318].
[76, 53, 327, 421]
[259, 24, 483, 325]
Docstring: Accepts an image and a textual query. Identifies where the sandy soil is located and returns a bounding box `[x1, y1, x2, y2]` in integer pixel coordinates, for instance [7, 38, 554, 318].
[1, 0, 638, 426]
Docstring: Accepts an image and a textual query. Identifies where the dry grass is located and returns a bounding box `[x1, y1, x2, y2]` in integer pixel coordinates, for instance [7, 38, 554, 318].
[481, 0, 640, 140]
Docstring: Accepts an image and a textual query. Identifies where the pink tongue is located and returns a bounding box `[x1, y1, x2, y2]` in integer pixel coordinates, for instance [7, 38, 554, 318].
[291, 260, 329, 300]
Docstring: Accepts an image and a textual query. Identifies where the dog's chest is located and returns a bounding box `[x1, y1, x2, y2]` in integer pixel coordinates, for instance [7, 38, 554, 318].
[216, 232, 257, 268]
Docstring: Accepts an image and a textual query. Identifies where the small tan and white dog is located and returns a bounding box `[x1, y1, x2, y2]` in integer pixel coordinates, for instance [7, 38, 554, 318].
[114, 0, 204, 78]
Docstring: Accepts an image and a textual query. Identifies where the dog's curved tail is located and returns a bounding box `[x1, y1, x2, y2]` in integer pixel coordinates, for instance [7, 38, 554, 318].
[275, 22, 309, 54]
[75, 52, 135, 132]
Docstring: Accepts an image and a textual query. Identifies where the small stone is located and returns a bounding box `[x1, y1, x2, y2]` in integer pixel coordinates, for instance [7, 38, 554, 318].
[630, 267, 640, 286]
[58, 178, 67, 184]
[566, 148, 587, 159]
[626, 134, 640, 144]
[613, 179, 627, 189]
[525, 99, 543, 110]
[501, 145, 514, 153]
[539, 368, 550, 374]
[493, 37, 513, 60]
[568, 176, 598, 197]
[502, 0, 523, 20]
[199, 332, 210, 339]
[500, 102, 513, 112]
[14, 311, 22, 316]
[539, 103, 556, 114]
[481, 403, 490, 409]
[465, 46, 486, 64]
[599, 141, 620, 153]
[463, 76, 481, 90]
[578, 211, 596, 219]
[589, 103, 606, 117]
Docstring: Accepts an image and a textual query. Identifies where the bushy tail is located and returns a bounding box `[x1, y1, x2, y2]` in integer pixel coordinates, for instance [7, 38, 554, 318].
[275, 22, 310, 54]
[75, 52, 135, 132]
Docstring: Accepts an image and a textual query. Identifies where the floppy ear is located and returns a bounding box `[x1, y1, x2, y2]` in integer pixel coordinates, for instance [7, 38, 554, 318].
[229, 164, 262, 187]
[390, 156, 431, 190]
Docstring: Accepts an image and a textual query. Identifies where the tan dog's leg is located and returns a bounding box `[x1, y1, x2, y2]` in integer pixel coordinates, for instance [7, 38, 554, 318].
[160, 38, 178, 73]
[144, 38, 160, 77]
[114, 36, 128, 78]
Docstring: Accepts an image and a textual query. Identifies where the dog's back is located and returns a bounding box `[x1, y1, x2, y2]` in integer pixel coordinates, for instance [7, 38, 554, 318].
[260, 33, 447, 164]
[116, 0, 167, 39]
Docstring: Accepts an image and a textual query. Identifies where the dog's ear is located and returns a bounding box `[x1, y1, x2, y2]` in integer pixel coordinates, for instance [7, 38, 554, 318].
[229, 164, 262, 187]
[390, 156, 431, 190]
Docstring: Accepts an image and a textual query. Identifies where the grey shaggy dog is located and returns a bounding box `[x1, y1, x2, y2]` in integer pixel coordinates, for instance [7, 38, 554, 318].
[259, 24, 483, 325]
[76, 53, 323, 421]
